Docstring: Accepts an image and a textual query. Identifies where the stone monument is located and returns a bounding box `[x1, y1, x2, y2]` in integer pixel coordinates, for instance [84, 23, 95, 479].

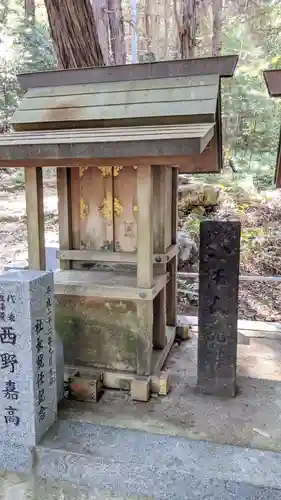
[197, 220, 241, 397]
[0, 270, 57, 471]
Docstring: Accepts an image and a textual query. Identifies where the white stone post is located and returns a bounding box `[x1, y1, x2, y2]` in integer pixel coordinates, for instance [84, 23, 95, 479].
[0, 270, 57, 448]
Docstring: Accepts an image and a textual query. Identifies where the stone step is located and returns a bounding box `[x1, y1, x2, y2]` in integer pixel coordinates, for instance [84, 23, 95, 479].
[179, 314, 281, 339]
[35, 420, 281, 499]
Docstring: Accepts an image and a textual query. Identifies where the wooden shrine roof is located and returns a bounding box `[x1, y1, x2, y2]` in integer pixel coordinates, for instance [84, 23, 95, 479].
[263, 69, 281, 187]
[0, 55, 238, 172]
[18, 55, 238, 89]
[12, 74, 219, 132]
[0, 123, 215, 168]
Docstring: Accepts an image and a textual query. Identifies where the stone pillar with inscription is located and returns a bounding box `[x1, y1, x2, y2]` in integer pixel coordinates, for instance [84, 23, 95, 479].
[197, 220, 241, 397]
[0, 270, 57, 470]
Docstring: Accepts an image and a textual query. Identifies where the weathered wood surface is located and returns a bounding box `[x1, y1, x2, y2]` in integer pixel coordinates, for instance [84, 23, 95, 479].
[20, 82, 218, 109]
[79, 166, 112, 250]
[0, 124, 215, 143]
[0, 124, 215, 168]
[113, 166, 137, 252]
[25, 167, 45, 269]
[12, 101, 216, 129]
[153, 166, 172, 253]
[137, 165, 153, 288]
[57, 167, 72, 270]
[17, 55, 238, 90]
[23, 74, 219, 98]
[57, 244, 177, 263]
[54, 269, 168, 300]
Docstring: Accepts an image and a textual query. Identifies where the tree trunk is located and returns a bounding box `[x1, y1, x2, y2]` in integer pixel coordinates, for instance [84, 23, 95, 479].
[24, 0, 35, 24]
[108, 0, 126, 64]
[91, 0, 110, 65]
[212, 0, 223, 56]
[181, 0, 197, 58]
[44, 0, 104, 69]
[173, 0, 197, 59]
[25, 0, 35, 24]
[144, 0, 153, 52]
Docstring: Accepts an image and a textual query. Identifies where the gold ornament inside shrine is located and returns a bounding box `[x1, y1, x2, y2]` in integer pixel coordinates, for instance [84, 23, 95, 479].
[0, 56, 238, 400]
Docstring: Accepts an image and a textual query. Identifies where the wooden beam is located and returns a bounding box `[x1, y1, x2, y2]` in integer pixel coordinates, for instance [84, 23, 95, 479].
[57, 245, 177, 264]
[0, 154, 220, 170]
[166, 168, 178, 327]
[153, 166, 169, 253]
[137, 165, 153, 288]
[17, 55, 238, 90]
[57, 167, 73, 270]
[25, 167, 45, 270]
[0, 135, 209, 160]
[54, 270, 168, 301]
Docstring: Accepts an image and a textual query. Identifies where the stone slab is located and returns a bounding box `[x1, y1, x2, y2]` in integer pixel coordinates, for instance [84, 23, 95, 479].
[197, 220, 241, 397]
[0, 270, 57, 446]
[34, 420, 281, 498]
[0, 441, 35, 474]
[4, 262, 29, 271]
[2, 473, 281, 500]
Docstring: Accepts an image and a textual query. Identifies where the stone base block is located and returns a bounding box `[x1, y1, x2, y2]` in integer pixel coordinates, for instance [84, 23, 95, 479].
[131, 376, 151, 402]
[238, 331, 250, 345]
[68, 373, 103, 403]
[176, 324, 191, 340]
[151, 372, 171, 395]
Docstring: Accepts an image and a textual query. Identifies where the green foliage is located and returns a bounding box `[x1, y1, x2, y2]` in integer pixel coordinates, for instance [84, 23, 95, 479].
[0, 0, 55, 130]
[183, 214, 201, 237]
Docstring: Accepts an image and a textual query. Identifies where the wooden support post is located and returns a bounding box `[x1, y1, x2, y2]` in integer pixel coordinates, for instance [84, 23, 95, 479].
[137, 165, 153, 288]
[136, 165, 153, 375]
[153, 166, 169, 253]
[171, 167, 178, 245]
[25, 167, 45, 270]
[166, 167, 178, 326]
[70, 167, 81, 249]
[57, 167, 73, 270]
[153, 287, 167, 349]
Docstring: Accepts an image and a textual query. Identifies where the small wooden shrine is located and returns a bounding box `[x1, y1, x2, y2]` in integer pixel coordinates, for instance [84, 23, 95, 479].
[264, 69, 281, 188]
[0, 56, 238, 400]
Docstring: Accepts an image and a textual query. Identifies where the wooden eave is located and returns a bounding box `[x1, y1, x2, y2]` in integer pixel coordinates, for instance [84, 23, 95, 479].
[17, 55, 238, 90]
[0, 123, 215, 169]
